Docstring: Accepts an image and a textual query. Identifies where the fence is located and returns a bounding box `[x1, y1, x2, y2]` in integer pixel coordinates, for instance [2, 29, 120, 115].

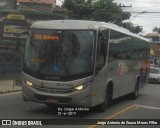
[0, 51, 22, 80]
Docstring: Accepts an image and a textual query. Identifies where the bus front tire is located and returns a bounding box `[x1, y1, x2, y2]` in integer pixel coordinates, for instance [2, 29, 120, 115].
[98, 87, 112, 112]
[129, 80, 139, 100]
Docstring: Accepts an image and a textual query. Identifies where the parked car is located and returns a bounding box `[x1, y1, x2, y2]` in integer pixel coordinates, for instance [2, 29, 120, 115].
[150, 60, 159, 67]
[150, 60, 154, 67]
[149, 67, 160, 83]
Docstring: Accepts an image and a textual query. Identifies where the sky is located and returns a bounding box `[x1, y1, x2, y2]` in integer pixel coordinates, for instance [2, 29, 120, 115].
[114, 0, 160, 35]
[56, 0, 160, 35]
[56, 0, 63, 6]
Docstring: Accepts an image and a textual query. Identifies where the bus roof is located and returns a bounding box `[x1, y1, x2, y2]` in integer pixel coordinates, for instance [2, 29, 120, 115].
[31, 20, 149, 42]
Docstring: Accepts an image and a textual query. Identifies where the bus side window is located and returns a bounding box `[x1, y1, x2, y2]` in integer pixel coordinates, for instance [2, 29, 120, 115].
[96, 29, 109, 74]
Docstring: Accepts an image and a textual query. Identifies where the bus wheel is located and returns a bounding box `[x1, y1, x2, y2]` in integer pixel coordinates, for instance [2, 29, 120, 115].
[98, 88, 111, 112]
[129, 80, 139, 100]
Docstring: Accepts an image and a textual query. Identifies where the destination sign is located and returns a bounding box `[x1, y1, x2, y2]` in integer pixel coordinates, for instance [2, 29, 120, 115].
[32, 58, 46, 63]
[34, 34, 59, 40]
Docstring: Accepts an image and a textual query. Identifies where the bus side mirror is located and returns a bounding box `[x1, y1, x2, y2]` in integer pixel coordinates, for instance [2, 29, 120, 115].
[101, 41, 107, 54]
[98, 33, 108, 54]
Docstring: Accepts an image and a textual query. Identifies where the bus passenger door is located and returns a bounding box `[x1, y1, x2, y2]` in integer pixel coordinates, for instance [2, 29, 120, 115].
[93, 29, 109, 105]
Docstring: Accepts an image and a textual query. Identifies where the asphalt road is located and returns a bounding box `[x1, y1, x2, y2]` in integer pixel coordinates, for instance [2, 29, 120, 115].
[0, 83, 160, 128]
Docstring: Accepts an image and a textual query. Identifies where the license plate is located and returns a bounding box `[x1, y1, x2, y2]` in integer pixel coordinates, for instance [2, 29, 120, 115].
[47, 98, 59, 104]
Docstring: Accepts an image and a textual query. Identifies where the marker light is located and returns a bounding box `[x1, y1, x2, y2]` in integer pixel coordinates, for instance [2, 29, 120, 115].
[75, 85, 84, 91]
[26, 81, 33, 86]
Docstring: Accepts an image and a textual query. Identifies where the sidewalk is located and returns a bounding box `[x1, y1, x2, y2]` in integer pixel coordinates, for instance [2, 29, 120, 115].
[0, 80, 22, 94]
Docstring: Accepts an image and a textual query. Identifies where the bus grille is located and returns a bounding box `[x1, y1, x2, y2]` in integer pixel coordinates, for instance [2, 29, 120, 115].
[34, 94, 72, 103]
[33, 86, 74, 94]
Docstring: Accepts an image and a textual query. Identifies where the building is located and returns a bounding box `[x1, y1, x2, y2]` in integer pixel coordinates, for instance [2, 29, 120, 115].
[145, 32, 160, 66]
[0, 0, 17, 9]
[145, 32, 160, 42]
[17, 0, 66, 21]
[18, 0, 56, 11]
[0, 0, 66, 51]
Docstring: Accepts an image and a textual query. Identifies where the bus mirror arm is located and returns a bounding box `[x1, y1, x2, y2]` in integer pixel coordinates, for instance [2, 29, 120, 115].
[101, 41, 107, 54]
[98, 33, 106, 41]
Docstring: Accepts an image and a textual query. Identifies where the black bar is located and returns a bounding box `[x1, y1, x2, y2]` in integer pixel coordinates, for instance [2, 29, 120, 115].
[0, 119, 160, 125]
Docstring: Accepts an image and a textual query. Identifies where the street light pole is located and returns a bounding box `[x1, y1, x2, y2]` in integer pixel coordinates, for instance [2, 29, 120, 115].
[129, 11, 147, 22]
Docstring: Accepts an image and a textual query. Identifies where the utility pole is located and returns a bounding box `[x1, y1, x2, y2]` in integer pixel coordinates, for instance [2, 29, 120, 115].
[114, 4, 132, 24]
[119, 4, 132, 11]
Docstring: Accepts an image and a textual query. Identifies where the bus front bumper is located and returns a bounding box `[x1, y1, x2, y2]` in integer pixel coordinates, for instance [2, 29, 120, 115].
[22, 81, 93, 107]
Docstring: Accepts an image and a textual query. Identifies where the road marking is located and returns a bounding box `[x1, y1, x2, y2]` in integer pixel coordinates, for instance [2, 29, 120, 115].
[88, 104, 138, 128]
[135, 104, 160, 110]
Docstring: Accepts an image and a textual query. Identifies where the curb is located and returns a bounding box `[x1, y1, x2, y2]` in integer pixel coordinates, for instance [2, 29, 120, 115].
[0, 89, 22, 94]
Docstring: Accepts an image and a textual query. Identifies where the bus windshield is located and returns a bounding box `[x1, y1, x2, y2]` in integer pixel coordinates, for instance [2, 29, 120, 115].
[22, 29, 95, 81]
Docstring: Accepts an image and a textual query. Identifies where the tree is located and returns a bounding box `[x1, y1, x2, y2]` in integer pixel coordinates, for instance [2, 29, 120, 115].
[153, 27, 160, 33]
[63, 0, 131, 23]
[63, 0, 75, 11]
[63, 0, 93, 19]
[91, 0, 131, 25]
[63, 0, 142, 33]
[76, 0, 85, 3]
[122, 22, 143, 34]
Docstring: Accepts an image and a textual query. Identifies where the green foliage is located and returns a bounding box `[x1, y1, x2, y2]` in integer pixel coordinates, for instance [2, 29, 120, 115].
[63, 0, 142, 33]
[63, 0, 75, 11]
[153, 27, 160, 33]
[91, 0, 131, 24]
[122, 22, 143, 34]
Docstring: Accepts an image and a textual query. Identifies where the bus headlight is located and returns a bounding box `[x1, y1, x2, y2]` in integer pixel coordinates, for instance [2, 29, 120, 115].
[74, 82, 91, 91]
[26, 81, 33, 86]
[75, 85, 84, 91]
[22, 77, 34, 87]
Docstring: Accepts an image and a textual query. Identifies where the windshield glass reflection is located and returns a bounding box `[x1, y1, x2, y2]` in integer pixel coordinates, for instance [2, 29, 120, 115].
[23, 29, 95, 80]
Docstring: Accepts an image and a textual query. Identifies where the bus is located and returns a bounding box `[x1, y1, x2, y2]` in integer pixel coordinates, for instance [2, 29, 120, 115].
[22, 20, 150, 111]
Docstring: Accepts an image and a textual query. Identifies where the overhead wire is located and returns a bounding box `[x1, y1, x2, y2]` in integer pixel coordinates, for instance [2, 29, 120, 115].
[130, 1, 160, 4]
[115, 0, 160, 10]
[135, 15, 160, 18]
[117, 0, 160, 3]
